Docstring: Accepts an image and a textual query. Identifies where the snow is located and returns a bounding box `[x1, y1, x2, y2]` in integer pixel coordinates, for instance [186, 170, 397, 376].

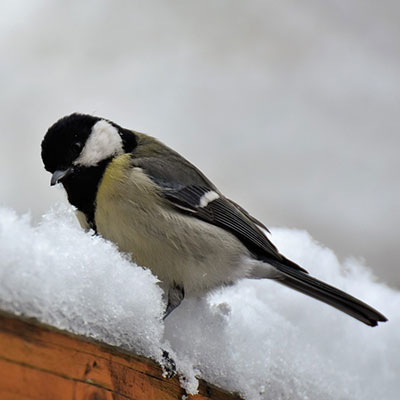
[0, 205, 398, 399]
[0, 205, 165, 360]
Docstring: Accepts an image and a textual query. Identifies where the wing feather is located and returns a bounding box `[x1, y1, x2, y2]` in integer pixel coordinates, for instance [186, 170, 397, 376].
[163, 184, 292, 264]
[132, 156, 306, 270]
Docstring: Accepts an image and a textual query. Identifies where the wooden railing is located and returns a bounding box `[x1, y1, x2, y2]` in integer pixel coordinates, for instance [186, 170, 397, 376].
[0, 310, 242, 400]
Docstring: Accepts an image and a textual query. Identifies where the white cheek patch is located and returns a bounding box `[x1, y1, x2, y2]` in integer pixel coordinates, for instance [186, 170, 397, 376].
[74, 120, 123, 167]
[199, 190, 220, 207]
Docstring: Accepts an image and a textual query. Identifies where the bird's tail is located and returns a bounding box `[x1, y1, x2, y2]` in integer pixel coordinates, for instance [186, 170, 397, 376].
[267, 258, 387, 327]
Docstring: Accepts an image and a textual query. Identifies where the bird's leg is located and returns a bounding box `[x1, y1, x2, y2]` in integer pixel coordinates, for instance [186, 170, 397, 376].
[159, 285, 185, 378]
[163, 284, 185, 320]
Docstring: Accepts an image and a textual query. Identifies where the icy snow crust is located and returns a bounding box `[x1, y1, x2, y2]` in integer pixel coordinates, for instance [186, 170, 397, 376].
[0, 205, 398, 399]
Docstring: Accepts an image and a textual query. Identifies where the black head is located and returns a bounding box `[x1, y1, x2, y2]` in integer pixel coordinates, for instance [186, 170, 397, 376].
[42, 113, 100, 174]
[41, 113, 137, 226]
[41, 113, 137, 177]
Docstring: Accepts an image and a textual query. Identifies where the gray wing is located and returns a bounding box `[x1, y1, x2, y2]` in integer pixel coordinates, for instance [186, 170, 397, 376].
[132, 156, 305, 270]
[132, 156, 389, 326]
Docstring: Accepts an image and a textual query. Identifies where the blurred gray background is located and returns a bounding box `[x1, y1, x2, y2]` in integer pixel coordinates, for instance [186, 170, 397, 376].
[1, 0, 398, 287]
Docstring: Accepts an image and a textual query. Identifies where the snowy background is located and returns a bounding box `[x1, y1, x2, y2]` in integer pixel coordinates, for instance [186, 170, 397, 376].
[0, 1, 399, 399]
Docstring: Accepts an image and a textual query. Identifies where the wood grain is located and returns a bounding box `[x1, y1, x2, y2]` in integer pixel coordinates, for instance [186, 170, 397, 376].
[0, 311, 242, 400]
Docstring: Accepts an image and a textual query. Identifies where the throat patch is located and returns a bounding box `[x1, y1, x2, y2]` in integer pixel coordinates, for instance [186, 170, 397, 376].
[61, 158, 112, 231]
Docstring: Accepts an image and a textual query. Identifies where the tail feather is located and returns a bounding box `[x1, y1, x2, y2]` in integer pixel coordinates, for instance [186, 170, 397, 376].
[268, 259, 387, 327]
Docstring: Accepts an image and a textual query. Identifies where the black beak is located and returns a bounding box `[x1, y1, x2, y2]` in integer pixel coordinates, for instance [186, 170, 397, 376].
[50, 167, 74, 186]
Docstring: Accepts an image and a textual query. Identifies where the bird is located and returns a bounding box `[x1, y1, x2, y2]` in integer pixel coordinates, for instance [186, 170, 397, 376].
[41, 113, 387, 326]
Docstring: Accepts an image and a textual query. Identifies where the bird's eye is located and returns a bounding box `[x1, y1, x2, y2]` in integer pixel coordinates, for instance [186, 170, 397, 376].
[72, 142, 82, 153]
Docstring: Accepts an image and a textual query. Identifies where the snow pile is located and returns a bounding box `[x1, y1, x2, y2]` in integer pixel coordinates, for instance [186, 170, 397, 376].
[0, 206, 398, 399]
[0, 205, 165, 360]
[167, 231, 399, 399]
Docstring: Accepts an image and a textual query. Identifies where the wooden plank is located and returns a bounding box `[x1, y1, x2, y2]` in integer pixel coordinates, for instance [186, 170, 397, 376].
[0, 311, 242, 400]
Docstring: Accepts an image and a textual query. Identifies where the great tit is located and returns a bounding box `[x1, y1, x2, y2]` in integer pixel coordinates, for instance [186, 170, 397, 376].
[41, 113, 387, 326]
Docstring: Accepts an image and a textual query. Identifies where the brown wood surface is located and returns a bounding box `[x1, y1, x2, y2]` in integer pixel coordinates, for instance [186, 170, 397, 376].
[0, 311, 242, 400]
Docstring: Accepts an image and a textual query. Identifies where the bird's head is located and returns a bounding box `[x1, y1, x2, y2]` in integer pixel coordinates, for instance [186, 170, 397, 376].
[41, 113, 136, 186]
